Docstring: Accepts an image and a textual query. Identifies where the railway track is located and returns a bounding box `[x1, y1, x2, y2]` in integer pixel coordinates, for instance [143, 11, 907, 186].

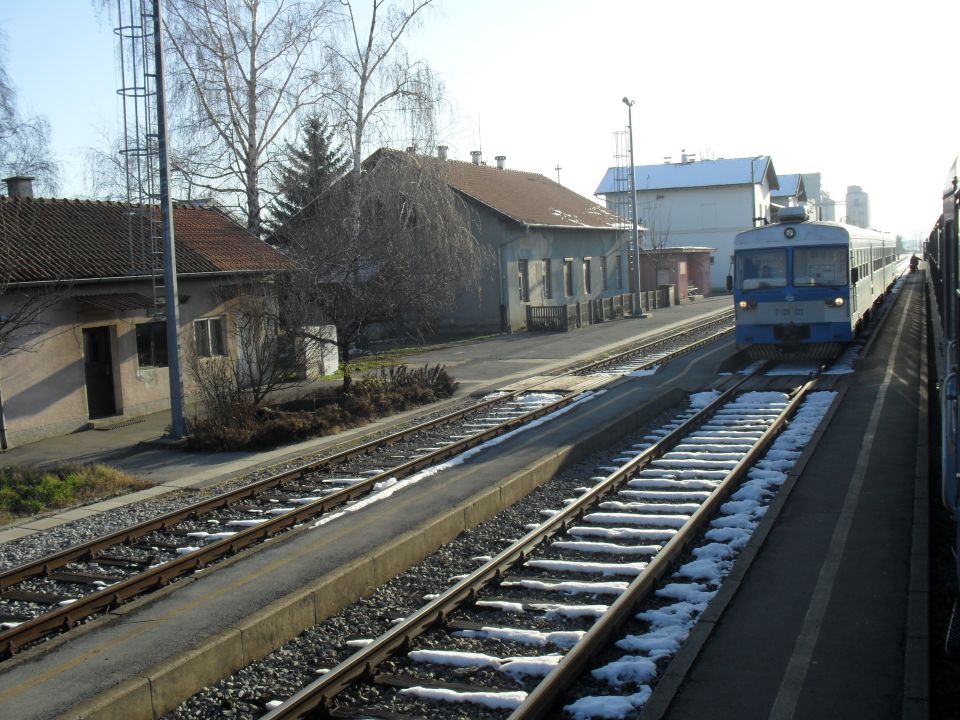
[0, 312, 734, 658]
[574, 311, 733, 376]
[0, 391, 573, 656]
[255, 362, 829, 719]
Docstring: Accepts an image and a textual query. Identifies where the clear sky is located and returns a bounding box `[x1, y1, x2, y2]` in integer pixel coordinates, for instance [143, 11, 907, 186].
[0, 0, 956, 245]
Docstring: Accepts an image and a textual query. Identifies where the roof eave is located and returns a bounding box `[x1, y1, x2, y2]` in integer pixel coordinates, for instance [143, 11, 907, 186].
[4, 268, 288, 289]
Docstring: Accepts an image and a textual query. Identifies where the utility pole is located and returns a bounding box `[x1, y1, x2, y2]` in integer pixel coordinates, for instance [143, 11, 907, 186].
[623, 97, 643, 316]
[152, 0, 185, 438]
[555, 164, 562, 184]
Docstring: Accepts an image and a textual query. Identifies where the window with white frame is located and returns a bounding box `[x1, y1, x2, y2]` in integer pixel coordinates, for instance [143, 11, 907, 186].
[194, 316, 226, 357]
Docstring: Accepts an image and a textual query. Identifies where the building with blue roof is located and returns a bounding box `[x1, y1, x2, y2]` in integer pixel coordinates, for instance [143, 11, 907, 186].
[595, 155, 779, 290]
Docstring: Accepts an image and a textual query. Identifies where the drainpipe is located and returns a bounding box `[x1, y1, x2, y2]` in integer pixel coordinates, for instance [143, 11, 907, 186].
[497, 246, 507, 332]
[0, 381, 8, 450]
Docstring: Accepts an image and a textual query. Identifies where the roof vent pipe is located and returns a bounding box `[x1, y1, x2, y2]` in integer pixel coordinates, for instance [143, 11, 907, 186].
[4, 176, 34, 198]
[470, 150, 482, 165]
[437, 145, 448, 161]
[495, 155, 506, 170]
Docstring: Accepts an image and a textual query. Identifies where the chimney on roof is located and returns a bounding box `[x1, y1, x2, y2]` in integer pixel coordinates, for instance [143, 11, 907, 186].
[4, 176, 34, 198]
[437, 145, 448, 161]
[470, 150, 482, 165]
[495, 155, 506, 170]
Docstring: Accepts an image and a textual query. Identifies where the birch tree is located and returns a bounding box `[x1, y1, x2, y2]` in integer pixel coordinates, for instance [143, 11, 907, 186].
[323, 0, 442, 241]
[163, 0, 334, 233]
[0, 38, 58, 194]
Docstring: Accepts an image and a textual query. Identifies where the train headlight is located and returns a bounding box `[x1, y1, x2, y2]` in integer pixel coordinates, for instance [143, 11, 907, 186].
[737, 300, 756, 310]
[826, 297, 845, 307]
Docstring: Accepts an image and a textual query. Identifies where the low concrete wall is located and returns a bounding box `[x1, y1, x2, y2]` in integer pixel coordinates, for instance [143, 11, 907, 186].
[67, 386, 688, 719]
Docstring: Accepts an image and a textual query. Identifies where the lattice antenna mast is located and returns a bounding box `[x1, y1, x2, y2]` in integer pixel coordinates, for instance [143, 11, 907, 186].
[115, 0, 161, 308]
[114, 0, 185, 438]
[612, 129, 630, 221]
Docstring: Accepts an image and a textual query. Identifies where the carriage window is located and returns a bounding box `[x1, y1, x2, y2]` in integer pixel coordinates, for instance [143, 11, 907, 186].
[736, 249, 787, 289]
[794, 246, 847, 287]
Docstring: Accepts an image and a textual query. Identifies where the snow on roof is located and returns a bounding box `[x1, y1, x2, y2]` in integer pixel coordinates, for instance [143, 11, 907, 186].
[595, 156, 778, 195]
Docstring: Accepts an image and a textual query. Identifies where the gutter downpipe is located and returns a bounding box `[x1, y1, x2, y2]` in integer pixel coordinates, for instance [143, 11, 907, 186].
[0, 381, 8, 450]
[498, 246, 506, 332]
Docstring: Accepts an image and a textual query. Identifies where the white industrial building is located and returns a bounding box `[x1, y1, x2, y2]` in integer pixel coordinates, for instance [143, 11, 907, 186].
[595, 156, 779, 291]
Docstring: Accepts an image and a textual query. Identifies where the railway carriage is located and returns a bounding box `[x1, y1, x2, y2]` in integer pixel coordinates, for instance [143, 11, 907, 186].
[733, 207, 897, 358]
[931, 156, 960, 652]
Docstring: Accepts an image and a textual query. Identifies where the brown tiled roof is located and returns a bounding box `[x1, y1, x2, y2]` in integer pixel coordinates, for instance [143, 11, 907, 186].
[366, 149, 623, 230]
[440, 158, 623, 230]
[0, 196, 294, 284]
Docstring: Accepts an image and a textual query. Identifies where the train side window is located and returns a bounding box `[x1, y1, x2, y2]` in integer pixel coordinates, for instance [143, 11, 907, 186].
[852, 267, 859, 283]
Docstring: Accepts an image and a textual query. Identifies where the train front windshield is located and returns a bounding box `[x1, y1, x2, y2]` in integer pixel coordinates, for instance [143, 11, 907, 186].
[737, 249, 787, 289]
[736, 245, 848, 290]
[793, 246, 847, 287]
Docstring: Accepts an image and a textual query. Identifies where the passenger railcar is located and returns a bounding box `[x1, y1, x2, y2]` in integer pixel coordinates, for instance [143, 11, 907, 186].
[930, 156, 960, 652]
[733, 207, 897, 358]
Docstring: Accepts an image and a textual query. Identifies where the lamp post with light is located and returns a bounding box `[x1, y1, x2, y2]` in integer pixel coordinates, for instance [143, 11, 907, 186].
[622, 96, 643, 316]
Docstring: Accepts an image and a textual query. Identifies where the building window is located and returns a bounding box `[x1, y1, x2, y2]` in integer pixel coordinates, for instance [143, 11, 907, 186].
[195, 316, 226, 357]
[614, 255, 623, 290]
[517, 259, 530, 302]
[583, 257, 592, 294]
[136, 321, 168, 368]
[563, 259, 574, 297]
[542, 258, 552, 299]
[600, 256, 608, 291]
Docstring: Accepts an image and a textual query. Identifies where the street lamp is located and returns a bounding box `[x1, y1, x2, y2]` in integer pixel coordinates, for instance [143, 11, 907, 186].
[622, 97, 643, 317]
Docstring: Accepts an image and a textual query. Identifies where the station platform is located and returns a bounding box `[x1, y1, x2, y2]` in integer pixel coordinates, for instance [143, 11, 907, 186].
[641, 273, 929, 718]
[0, 295, 733, 544]
[0, 295, 739, 720]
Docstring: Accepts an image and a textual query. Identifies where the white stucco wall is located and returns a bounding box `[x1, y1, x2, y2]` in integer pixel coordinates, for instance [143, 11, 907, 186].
[0, 278, 245, 446]
[605, 182, 773, 291]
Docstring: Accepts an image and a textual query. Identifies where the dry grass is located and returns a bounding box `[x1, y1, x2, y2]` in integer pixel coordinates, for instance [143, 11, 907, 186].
[0, 463, 151, 523]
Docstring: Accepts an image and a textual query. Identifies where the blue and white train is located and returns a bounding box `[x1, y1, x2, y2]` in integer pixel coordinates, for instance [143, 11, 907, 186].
[733, 207, 898, 358]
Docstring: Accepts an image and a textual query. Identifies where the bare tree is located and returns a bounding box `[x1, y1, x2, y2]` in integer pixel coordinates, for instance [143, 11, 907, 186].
[325, 0, 438, 173]
[162, 0, 334, 233]
[285, 149, 487, 391]
[185, 276, 304, 427]
[322, 0, 441, 241]
[0, 36, 59, 194]
[640, 200, 674, 283]
[81, 127, 200, 201]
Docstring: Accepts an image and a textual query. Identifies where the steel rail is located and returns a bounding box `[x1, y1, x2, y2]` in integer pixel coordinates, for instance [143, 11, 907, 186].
[507, 374, 819, 719]
[0, 389, 583, 657]
[0, 313, 729, 592]
[259, 363, 767, 720]
[0, 389, 533, 592]
[570, 310, 734, 375]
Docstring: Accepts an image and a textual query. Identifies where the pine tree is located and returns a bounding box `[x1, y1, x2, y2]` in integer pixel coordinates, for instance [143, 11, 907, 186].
[269, 116, 349, 246]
